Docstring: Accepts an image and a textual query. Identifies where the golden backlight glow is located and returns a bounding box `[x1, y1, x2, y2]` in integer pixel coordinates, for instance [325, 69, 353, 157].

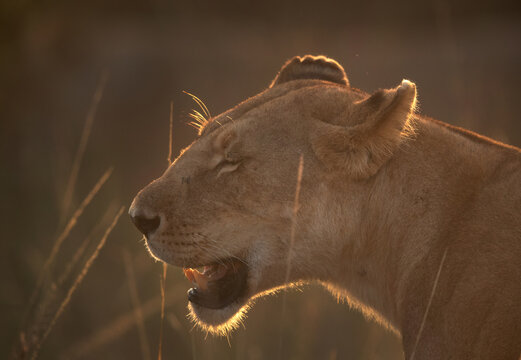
[5, 3, 521, 359]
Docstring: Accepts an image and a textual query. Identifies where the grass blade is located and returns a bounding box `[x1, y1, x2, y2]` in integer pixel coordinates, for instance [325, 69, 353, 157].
[22, 168, 113, 328]
[61, 285, 185, 359]
[409, 247, 448, 360]
[278, 154, 304, 358]
[123, 251, 152, 360]
[157, 263, 167, 360]
[167, 101, 174, 165]
[29, 206, 125, 360]
[284, 154, 304, 284]
[60, 70, 109, 223]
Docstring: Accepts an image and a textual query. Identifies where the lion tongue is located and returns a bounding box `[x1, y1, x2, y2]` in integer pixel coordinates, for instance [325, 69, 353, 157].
[183, 264, 228, 291]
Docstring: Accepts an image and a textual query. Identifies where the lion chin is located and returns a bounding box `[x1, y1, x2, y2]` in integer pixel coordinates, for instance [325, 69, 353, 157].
[144, 238, 257, 335]
[187, 299, 251, 336]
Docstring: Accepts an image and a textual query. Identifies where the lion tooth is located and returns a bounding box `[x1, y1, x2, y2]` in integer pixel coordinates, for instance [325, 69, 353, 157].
[192, 270, 209, 291]
[184, 269, 199, 288]
[183, 268, 195, 283]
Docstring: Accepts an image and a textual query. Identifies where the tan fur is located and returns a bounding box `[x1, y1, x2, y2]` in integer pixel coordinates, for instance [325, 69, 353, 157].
[130, 56, 521, 359]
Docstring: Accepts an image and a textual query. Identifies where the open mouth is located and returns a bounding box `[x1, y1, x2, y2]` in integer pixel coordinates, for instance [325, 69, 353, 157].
[183, 258, 248, 309]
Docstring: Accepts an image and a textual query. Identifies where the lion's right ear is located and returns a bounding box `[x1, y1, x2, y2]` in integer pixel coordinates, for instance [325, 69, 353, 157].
[270, 55, 349, 87]
[311, 80, 417, 179]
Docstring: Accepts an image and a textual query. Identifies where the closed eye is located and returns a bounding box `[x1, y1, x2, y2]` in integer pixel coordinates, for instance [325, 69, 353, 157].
[216, 160, 241, 178]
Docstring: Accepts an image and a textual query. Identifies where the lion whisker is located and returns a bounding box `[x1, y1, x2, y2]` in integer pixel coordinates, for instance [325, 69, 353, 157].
[182, 91, 211, 119]
[188, 110, 208, 126]
[187, 121, 202, 130]
[202, 239, 248, 267]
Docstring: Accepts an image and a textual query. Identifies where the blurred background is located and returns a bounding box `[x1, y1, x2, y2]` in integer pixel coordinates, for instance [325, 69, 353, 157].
[1, 0, 520, 359]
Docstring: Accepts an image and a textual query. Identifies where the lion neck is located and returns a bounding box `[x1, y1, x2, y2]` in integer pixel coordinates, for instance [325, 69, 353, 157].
[303, 116, 512, 334]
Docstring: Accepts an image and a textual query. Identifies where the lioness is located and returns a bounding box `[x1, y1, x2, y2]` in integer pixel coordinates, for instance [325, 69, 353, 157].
[130, 55, 521, 359]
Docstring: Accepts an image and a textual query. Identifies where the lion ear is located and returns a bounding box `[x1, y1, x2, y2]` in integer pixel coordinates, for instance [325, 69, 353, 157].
[270, 55, 349, 87]
[311, 80, 417, 179]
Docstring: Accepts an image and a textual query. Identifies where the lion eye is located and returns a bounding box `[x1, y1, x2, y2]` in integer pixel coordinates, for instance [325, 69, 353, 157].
[216, 161, 241, 178]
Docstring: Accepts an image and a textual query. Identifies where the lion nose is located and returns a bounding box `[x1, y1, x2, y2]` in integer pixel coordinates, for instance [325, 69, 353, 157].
[129, 207, 161, 237]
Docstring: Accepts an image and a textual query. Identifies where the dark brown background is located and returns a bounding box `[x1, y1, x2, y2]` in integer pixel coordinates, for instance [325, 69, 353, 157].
[2, 1, 520, 359]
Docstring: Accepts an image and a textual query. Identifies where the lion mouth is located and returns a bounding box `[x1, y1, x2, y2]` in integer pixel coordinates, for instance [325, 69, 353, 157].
[183, 258, 248, 309]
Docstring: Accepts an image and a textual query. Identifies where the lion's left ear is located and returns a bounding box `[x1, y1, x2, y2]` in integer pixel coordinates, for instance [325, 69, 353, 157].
[270, 55, 349, 87]
[311, 80, 417, 179]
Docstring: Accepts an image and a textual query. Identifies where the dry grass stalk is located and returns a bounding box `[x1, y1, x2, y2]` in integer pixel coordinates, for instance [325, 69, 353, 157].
[29, 206, 125, 360]
[22, 168, 113, 330]
[156, 100, 174, 360]
[61, 285, 186, 359]
[284, 154, 304, 284]
[56, 234, 93, 288]
[278, 154, 304, 357]
[409, 247, 448, 360]
[157, 264, 168, 360]
[60, 70, 109, 223]
[12, 71, 113, 360]
[168, 101, 174, 164]
[123, 251, 152, 360]
[56, 204, 119, 289]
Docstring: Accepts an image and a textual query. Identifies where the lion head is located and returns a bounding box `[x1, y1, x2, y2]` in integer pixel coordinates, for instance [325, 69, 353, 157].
[129, 55, 417, 335]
